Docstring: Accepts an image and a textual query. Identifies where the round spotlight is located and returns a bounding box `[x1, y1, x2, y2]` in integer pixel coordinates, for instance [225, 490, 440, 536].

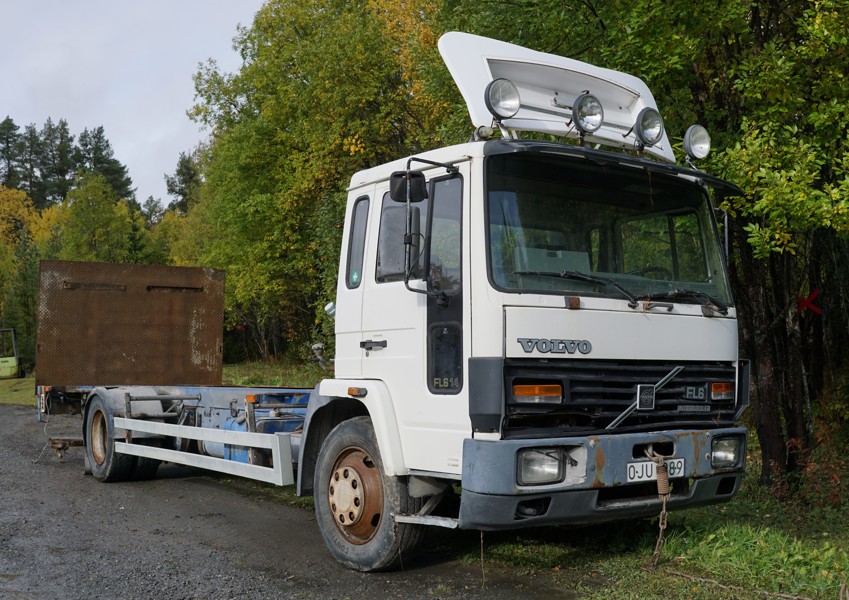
[684, 124, 711, 160]
[635, 107, 664, 147]
[572, 93, 604, 134]
[484, 78, 521, 120]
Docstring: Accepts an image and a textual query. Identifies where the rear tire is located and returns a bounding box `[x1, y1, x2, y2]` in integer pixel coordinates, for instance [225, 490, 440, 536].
[131, 455, 161, 480]
[314, 416, 425, 571]
[85, 395, 137, 482]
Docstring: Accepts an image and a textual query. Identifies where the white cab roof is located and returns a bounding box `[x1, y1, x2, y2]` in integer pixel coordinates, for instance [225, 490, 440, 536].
[438, 32, 675, 163]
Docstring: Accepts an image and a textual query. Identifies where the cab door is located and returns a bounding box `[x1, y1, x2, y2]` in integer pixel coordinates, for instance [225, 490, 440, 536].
[359, 168, 469, 475]
[333, 192, 372, 378]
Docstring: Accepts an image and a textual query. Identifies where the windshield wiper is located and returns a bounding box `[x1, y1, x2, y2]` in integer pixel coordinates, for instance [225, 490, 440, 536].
[640, 289, 729, 315]
[515, 270, 639, 309]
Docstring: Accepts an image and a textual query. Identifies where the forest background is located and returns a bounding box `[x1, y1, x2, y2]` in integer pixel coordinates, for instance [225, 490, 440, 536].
[1, 0, 848, 499]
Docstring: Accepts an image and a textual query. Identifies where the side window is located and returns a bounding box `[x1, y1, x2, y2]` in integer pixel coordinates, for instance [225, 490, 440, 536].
[345, 197, 369, 288]
[426, 175, 463, 395]
[376, 192, 427, 283]
[427, 177, 462, 293]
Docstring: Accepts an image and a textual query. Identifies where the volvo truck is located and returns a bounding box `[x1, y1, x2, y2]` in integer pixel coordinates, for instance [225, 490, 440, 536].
[37, 32, 749, 572]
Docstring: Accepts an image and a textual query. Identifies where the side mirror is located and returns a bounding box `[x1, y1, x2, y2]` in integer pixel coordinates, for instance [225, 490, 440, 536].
[378, 205, 421, 280]
[389, 171, 427, 203]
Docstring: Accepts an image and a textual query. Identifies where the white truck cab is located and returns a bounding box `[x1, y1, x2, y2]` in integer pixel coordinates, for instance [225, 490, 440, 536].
[298, 32, 749, 570]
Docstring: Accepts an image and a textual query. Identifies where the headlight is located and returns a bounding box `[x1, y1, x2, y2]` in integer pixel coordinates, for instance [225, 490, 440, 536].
[634, 107, 664, 147]
[711, 437, 742, 469]
[572, 93, 604, 134]
[684, 124, 711, 160]
[518, 448, 564, 485]
[484, 78, 521, 119]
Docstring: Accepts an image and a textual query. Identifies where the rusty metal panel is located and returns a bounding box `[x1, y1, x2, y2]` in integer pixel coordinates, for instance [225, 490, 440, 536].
[36, 260, 225, 387]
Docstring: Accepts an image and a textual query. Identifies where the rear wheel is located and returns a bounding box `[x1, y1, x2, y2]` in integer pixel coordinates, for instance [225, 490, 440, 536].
[85, 395, 137, 482]
[314, 416, 425, 571]
[131, 454, 161, 480]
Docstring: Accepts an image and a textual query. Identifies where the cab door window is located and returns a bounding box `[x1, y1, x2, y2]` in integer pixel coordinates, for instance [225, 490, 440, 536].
[426, 175, 463, 395]
[345, 196, 369, 288]
[426, 177, 462, 294]
[376, 193, 427, 283]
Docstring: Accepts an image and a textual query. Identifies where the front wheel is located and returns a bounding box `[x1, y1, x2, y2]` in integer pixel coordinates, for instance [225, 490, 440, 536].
[314, 416, 424, 571]
[85, 395, 137, 482]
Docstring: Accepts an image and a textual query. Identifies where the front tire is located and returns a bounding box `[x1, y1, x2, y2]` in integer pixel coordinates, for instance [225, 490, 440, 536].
[314, 416, 425, 571]
[85, 395, 137, 482]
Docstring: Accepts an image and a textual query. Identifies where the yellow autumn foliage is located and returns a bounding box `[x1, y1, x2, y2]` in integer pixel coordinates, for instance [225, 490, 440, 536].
[0, 186, 36, 247]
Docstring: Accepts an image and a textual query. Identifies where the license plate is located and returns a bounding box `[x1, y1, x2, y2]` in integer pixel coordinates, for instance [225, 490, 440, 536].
[626, 458, 685, 483]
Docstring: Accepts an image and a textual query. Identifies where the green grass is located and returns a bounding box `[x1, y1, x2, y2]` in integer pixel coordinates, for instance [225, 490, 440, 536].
[0, 375, 35, 406]
[429, 495, 848, 598]
[222, 359, 327, 389]
[220, 477, 315, 511]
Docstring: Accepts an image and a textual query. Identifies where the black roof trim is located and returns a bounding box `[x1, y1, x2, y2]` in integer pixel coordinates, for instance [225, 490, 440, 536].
[482, 139, 744, 197]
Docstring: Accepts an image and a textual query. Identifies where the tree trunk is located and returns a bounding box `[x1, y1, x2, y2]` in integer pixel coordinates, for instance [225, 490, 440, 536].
[772, 252, 811, 471]
[728, 218, 788, 483]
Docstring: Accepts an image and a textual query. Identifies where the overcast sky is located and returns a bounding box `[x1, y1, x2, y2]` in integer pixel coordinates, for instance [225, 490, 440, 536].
[0, 1, 266, 204]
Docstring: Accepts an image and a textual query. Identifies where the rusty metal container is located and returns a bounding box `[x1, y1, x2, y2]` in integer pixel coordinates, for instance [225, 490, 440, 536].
[36, 260, 225, 388]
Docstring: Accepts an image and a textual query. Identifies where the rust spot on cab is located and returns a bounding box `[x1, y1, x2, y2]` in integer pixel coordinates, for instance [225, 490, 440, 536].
[591, 445, 606, 488]
[675, 430, 708, 473]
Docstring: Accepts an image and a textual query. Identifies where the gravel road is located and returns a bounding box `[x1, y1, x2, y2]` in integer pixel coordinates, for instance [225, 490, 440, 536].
[0, 404, 575, 600]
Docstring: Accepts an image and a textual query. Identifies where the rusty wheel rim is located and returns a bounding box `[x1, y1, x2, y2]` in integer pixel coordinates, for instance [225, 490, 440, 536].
[90, 409, 108, 466]
[327, 446, 383, 544]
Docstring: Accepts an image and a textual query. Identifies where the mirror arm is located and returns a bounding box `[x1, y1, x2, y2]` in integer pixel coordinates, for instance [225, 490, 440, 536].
[399, 156, 457, 300]
[406, 157, 459, 174]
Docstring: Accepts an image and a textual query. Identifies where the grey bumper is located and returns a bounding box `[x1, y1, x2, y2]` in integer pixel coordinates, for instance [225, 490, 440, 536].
[458, 427, 746, 530]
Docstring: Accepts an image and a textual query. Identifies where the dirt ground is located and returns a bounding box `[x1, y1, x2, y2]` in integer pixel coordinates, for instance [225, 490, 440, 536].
[0, 404, 577, 600]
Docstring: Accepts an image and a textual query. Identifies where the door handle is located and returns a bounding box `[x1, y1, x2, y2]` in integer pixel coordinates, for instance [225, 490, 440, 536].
[360, 339, 387, 351]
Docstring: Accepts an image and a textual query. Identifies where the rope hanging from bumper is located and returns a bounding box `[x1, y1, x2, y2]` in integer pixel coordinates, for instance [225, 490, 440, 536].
[646, 446, 671, 571]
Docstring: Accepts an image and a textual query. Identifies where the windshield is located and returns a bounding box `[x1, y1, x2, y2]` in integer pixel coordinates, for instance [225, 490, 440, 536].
[486, 152, 733, 305]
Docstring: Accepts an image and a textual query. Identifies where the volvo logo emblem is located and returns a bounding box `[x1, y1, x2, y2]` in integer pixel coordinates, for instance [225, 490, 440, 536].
[517, 338, 592, 355]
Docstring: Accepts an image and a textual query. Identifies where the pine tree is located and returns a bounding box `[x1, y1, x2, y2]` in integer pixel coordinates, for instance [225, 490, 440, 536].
[76, 126, 135, 203]
[0, 117, 21, 188]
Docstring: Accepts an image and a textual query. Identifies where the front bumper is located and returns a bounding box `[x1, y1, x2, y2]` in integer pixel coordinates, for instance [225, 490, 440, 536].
[458, 427, 746, 530]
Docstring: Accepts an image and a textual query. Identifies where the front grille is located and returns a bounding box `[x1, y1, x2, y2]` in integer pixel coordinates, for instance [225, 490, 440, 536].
[503, 359, 737, 438]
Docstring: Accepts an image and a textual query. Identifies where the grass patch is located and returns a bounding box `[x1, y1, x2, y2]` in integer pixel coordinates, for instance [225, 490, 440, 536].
[222, 359, 326, 389]
[0, 375, 35, 406]
[665, 520, 847, 598]
[442, 466, 849, 599]
[215, 477, 315, 511]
